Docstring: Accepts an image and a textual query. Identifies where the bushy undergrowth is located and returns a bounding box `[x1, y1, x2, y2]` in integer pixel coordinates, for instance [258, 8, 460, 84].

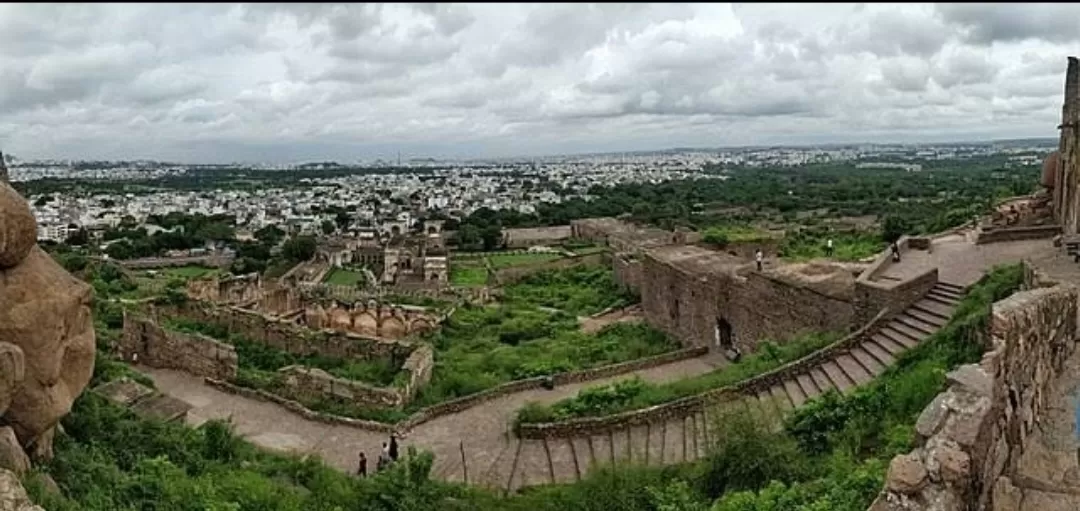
[707, 263, 1025, 510]
[518, 332, 838, 424]
[779, 229, 883, 262]
[500, 265, 634, 316]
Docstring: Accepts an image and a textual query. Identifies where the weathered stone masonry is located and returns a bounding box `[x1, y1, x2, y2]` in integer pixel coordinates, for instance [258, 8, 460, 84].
[873, 268, 1078, 511]
[120, 312, 238, 380]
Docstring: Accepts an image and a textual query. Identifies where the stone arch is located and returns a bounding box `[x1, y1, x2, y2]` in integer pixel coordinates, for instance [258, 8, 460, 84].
[329, 305, 352, 331]
[409, 318, 432, 334]
[391, 225, 401, 237]
[427, 225, 438, 234]
[380, 315, 405, 338]
[353, 310, 378, 336]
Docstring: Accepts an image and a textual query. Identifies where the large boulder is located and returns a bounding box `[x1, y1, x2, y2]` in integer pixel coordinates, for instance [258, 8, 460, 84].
[0, 344, 24, 416]
[0, 184, 35, 268]
[0, 181, 95, 460]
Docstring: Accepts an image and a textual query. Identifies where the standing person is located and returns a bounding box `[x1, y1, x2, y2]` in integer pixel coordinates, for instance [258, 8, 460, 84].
[891, 241, 901, 262]
[826, 238, 834, 257]
[389, 434, 399, 462]
[377, 442, 391, 471]
[755, 249, 763, 272]
[357, 452, 367, 478]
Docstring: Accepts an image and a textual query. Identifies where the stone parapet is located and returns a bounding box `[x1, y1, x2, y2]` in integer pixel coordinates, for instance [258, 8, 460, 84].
[854, 267, 939, 327]
[975, 224, 1062, 245]
[517, 311, 889, 439]
[872, 275, 1079, 511]
[119, 312, 238, 380]
[278, 365, 403, 407]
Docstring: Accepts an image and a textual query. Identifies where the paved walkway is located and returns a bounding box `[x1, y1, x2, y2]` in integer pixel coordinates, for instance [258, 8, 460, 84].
[144, 227, 1080, 489]
[143, 353, 721, 483]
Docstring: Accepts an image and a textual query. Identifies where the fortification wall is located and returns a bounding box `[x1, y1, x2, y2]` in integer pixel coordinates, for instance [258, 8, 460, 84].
[493, 252, 608, 285]
[975, 224, 1062, 245]
[119, 312, 237, 380]
[301, 301, 439, 339]
[854, 267, 940, 326]
[612, 253, 643, 295]
[155, 301, 414, 362]
[640, 254, 854, 354]
[278, 366, 403, 407]
[872, 273, 1078, 511]
[518, 311, 890, 439]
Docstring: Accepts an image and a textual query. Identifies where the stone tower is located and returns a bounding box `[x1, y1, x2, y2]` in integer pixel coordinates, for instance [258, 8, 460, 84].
[1055, 57, 1080, 234]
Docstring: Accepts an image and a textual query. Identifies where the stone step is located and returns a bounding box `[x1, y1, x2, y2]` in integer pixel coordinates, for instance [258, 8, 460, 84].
[504, 439, 525, 493]
[516, 439, 551, 489]
[768, 384, 792, 411]
[570, 436, 593, 475]
[796, 372, 823, 401]
[820, 359, 855, 393]
[931, 286, 965, 300]
[645, 421, 664, 466]
[547, 437, 577, 485]
[783, 377, 808, 407]
[905, 307, 949, 327]
[834, 353, 874, 385]
[926, 289, 961, 305]
[861, 337, 898, 367]
[849, 346, 886, 375]
[629, 425, 649, 465]
[880, 323, 924, 348]
[870, 332, 908, 355]
[611, 428, 631, 465]
[895, 313, 940, 336]
[591, 433, 614, 468]
[809, 366, 837, 394]
[923, 292, 960, 308]
[935, 281, 965, 293]
[911, 299, 955, 320]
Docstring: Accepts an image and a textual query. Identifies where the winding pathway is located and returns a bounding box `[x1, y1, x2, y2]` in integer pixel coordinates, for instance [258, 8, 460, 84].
[144, 231, 1075, 491]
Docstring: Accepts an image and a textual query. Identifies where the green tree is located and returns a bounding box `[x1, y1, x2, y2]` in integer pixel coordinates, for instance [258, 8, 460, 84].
[880, 215, 911, 243]
[281, 236, 316, 262]
[320, 220, 335, 235]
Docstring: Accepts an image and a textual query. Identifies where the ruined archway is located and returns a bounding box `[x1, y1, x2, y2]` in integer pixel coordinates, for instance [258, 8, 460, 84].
[714, 317, 733, 351]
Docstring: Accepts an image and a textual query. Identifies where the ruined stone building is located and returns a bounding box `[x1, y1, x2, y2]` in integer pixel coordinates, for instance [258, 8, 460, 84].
[313, 220, 449, 288]
[639, 245, 856, 355]
[1048, 56, 1080, 234]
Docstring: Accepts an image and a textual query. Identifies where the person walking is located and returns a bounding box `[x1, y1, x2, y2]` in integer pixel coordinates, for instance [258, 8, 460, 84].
[755, 249, 763, 272]
[356, 452, 367, 478]
[389, 434, 399, 462]
[825, 238, 834, 257]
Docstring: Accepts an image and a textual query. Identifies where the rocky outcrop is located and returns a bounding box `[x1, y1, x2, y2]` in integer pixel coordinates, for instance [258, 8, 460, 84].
[0, 180, 96, 471]
[0, 469, 43, 511]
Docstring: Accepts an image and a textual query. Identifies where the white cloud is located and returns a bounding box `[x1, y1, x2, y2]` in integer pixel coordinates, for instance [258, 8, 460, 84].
[0, 2, 1075, 163]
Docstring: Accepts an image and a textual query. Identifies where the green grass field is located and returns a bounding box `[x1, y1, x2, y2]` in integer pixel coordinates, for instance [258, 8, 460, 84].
[450, 265, 488, 287]
[322, 268, 366, 286]
[487, 252, 564, 269]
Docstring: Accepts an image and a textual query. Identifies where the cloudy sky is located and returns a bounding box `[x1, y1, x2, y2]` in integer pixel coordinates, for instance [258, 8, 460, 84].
[0, 3, 1076, 163]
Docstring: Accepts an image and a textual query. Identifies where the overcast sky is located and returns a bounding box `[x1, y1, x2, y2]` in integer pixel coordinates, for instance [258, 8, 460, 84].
[0, 3, 1076, 163]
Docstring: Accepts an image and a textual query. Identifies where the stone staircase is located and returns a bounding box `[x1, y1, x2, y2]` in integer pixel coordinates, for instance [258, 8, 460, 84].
[468, 281, 967, 493]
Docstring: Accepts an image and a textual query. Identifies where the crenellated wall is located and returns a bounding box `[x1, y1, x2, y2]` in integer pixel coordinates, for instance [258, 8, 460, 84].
[300, 301, 438, 339]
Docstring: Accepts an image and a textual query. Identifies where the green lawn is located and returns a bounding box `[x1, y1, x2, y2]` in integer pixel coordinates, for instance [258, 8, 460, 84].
[487, 252, 564, 269]
[322, 267, 366, 286]
[450, 262, 489, 287]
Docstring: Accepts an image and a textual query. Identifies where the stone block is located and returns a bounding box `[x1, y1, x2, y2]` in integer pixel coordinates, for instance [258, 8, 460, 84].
[886, 452, 928, 494]
[916, 393, 951, 439]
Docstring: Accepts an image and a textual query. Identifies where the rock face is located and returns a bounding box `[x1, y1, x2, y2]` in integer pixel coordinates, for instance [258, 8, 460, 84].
[0, 469, 44, 511]
[0, 180, 96, 468]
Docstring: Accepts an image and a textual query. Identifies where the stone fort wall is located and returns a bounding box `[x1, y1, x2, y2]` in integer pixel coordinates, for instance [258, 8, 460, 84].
[639, 253, 855, 353]
[872, 265, 1077, 511]
[119, 312, 238, 380]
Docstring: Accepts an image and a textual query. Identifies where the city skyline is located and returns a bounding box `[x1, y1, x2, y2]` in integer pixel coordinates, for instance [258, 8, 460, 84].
[0, 3, 1076, 163]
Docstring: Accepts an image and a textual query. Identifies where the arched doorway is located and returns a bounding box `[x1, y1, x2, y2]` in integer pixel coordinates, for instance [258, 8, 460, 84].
[714, 317, 733, 351]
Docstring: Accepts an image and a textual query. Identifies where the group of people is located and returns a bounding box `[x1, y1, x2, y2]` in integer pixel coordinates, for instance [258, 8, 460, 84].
[355, 434, 400, 477]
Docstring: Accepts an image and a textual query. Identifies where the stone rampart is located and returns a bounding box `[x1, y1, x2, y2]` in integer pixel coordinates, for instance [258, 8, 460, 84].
[400, 345, 434, 401]
[854, 267, 940, 326]
[872, 275, 1078, 510]
[119, 253, 235, 269]
[119, 312, 237, 380]
[158, 301, 415, 362]
[517, 311, 889, 439]
[975, 224, 1062, 245]
[278, 365, 403, 407]
[612, 252, 643, 295]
